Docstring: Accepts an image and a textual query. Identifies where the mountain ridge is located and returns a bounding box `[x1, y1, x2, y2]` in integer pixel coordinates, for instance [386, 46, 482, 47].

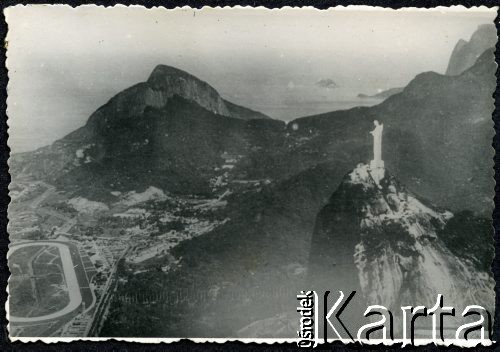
[99, 64, 272, 121]
[283, 48, 495, 214]
[9, 48, 496, 215]
[445, 23, 497, 75]
[357, 87, 404, 100]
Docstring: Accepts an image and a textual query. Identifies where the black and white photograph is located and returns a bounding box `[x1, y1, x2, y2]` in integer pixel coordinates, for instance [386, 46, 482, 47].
[4, 5, 498, 344]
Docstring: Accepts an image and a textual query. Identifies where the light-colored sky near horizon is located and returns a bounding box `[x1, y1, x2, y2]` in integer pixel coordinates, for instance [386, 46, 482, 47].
[5, 5, 498, 152]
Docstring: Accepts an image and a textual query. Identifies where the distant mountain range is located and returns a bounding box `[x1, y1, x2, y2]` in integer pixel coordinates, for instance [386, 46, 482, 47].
[357, 24, 496, 101]
[12, 44, 495, 214]
[357, 87, 404, 100]
[446, 23, 496, 75]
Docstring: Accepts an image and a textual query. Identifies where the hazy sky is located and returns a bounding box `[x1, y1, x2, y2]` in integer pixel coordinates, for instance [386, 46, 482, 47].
[5, 5, 497, 152]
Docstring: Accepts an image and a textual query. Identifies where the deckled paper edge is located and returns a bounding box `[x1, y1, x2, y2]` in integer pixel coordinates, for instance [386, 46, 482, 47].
[3, 3, 499, 347]
[6, 337, 497, 347]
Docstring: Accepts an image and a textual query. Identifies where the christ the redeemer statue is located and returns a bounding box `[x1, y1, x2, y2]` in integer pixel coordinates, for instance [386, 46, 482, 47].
[369, 120, 385, 184]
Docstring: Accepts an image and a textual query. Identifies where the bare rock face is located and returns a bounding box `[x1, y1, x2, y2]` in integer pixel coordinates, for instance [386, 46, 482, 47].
[87, 64, 269, 122]
[146, 65, 231, 115]
[78, 64, 273, 136]
[445, 24, 497, 76]
[308, 164, 494, 336]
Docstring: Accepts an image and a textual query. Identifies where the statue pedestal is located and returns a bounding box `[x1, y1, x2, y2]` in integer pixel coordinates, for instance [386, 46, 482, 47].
[369, 160, 385, 186]
[370, 160, 384, 170]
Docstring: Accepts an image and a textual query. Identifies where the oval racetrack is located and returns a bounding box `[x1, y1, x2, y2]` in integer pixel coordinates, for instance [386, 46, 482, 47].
[8, 242, 83, 323]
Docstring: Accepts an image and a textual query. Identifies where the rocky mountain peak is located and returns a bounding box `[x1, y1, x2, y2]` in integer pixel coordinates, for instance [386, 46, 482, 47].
[308, 163, 494, 335]
[338, 163, 453, 243]
[471, 23, 497, 43]
[144, 64, 230, 116]
[81, 64, 271, 137]
[445, 23, 497, 76]
[144, 65, 272, 120]
[147, 64, 197, 82]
